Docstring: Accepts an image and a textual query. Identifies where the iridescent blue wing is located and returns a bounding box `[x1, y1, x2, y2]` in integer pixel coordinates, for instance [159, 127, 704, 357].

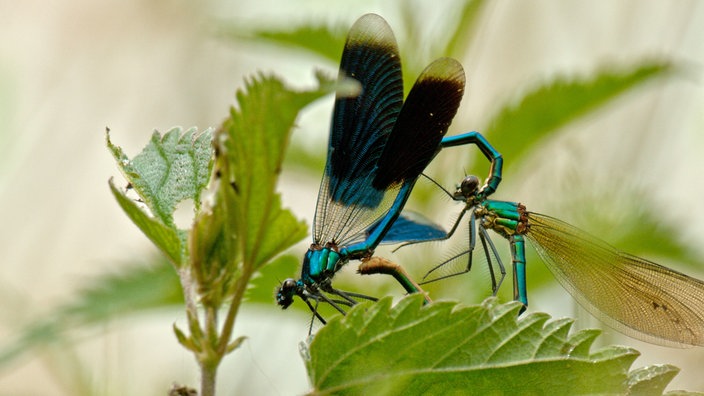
[313, 14, 403, 245]
[373, 211, 446, 244]
[314, 13, 466, 250]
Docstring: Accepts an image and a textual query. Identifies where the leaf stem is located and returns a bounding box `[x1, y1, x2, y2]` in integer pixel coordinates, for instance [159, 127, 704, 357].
[178, 267, 199, 327]
[199, 359, 217, 396]
[217, 266, 252, 355]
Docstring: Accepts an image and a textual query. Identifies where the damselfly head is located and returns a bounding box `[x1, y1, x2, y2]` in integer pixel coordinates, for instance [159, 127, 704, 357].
[276, 278, 300, 309]
[454, 175, 480, 200]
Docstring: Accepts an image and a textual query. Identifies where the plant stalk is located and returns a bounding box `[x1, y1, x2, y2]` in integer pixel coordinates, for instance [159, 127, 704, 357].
[217, 266, 252, 355]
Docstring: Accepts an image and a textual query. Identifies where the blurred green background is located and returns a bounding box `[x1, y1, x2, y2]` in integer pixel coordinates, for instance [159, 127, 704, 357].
[1, 0, 703, 394]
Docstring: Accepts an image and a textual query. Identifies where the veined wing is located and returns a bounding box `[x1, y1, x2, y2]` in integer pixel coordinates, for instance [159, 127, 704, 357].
[527, 212, 704, 347]
[315, 14, 466, 248]
[314, 13, 403, 246]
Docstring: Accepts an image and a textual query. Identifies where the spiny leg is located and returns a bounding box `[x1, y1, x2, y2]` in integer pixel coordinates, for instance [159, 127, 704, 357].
[421, 210, 477, 282]
[392, 174, 470, 252]
[302, 294, 327, 329]
[479, 225, 506, 295]
[317, 291, 351, 315]
[332, 289, 378, 303]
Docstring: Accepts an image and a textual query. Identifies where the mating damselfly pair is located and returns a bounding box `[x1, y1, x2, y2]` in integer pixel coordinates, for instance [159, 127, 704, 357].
[276, 13, 704, 348]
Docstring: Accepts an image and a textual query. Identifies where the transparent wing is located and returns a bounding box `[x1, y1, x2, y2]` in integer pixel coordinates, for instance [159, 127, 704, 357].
[527, 212, 704, 347]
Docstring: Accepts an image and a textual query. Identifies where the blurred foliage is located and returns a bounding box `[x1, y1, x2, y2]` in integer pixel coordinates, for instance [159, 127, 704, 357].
[1, 0, 698, 394]
[481, 61, 674, 171]
[0, 257, 182, 367]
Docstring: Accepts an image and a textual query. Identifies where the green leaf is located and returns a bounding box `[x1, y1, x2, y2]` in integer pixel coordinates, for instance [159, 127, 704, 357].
[442, 0, 489, 59]
[109, 179, 185, 265]
[174, 323, 198, 352]
[306, 296, 679, 395]
[238, 23, 346, 63]
[282, 142, 328, 176]
[215, 73, 332, 270]
[189, 194, 233, 305]
[398, 0, 488, 67]
[62, 258, 183, 321]
[482, 61, 674, 170]
[627, 365, 680, 396]
[0, 258, 182, 367]
[107, 127, 214, 267]
[226, 336, 247, 354]
[107, 127, 213, 226]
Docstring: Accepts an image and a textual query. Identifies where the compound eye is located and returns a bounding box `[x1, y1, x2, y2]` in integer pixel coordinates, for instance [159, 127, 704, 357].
[276, 278, 298, 309]
[459, 175, 480, 197]
[282, 279, 297, 289]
